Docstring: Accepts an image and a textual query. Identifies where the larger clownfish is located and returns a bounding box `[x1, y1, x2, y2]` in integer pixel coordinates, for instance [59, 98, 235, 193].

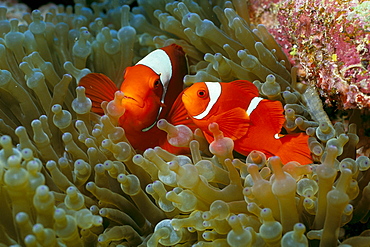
[182, 80, 313, 165]
[79, 44, 194, 152]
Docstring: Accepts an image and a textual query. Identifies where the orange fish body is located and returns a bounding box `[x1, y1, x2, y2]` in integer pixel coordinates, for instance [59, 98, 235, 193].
[79, 44, 192, 152]
[182, 80, 313, 165]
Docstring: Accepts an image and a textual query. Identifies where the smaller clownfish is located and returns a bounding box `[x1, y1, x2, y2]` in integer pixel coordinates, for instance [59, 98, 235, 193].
[79, 44, 194, 152]
[182, 80, 313, 165]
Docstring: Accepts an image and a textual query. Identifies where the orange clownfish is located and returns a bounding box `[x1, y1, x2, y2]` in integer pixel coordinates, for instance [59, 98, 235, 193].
[182, 80, 313, 165]
[79, 44, 194, 152]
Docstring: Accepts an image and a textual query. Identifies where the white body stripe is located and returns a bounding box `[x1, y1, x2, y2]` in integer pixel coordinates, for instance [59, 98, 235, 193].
[136, 49, 172, 103]
[274, 133, 282, 139]
[193, 82, 222, 119]
[246, 97, 263, 116]
[247, 97, 281, 140]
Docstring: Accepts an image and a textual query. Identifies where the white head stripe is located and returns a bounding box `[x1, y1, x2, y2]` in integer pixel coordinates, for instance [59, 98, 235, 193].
[246, 97, 263, 116]
[193, 82, 221, 120]
[136, 49, 172, 103]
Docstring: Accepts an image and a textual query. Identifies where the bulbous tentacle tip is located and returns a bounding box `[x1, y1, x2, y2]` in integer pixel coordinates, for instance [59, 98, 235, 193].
[157, 119, 193, 147]
[208, 122, 234, 160]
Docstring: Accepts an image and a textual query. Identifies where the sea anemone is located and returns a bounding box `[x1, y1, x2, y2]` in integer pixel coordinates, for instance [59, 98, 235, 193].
[0, 0, 369, 246]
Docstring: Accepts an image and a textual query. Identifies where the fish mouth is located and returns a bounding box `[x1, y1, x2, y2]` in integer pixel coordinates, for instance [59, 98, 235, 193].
[182, 92, 201, 117]
[181, 93, 190, 107]
[122, 94, 144, 108]
[122, 95, 136, 101]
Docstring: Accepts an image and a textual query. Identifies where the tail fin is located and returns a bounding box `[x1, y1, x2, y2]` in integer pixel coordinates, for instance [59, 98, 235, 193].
[276, 133, 313, 165]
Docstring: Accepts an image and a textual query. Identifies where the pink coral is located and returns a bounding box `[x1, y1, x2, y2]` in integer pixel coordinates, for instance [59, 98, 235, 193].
[252, 0, 370, 109]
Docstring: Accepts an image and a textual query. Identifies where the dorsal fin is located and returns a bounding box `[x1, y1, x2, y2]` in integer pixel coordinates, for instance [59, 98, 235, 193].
[79, 73, 118, 115]
[229, 80, 260, 97]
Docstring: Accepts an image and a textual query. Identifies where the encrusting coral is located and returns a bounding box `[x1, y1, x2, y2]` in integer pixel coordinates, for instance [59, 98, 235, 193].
[0, 0, 369, 246]
[248, 0, 370, 109]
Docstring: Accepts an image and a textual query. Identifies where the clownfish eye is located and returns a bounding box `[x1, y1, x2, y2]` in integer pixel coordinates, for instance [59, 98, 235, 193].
[153, 79, 161, 88]
[197, 89, 207, 98]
